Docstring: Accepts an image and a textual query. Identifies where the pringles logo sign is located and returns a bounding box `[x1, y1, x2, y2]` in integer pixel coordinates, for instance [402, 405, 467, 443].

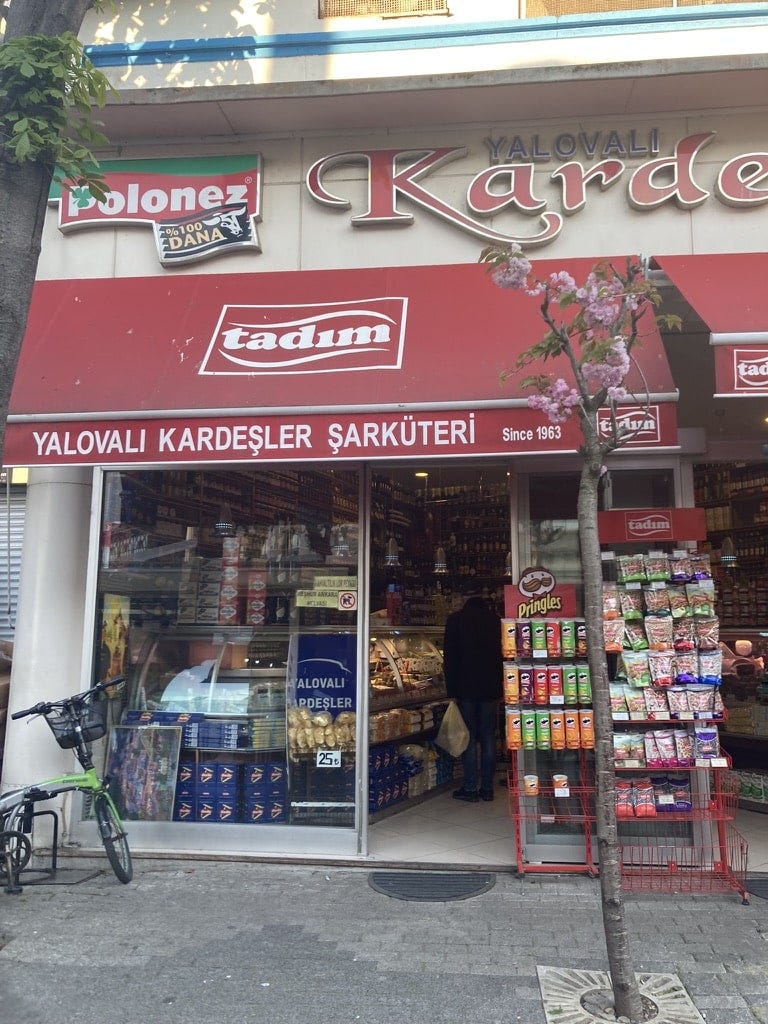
[515, 567, 562, 618]
[199, 298, 407, 376]
[507, 567, 578, 618]
[51, 157, 262, 267]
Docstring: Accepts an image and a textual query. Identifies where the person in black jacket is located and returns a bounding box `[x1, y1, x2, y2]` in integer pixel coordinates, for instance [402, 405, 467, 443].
[442, 591, 503, 802]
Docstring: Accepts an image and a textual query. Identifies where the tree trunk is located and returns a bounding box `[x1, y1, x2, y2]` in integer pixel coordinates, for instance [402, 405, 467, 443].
[578, 421, 644, 1023]
[0, 0, 94, 463]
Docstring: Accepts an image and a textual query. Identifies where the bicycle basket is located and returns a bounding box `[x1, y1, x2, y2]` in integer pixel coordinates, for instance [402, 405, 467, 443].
[44, 701, 107, 749]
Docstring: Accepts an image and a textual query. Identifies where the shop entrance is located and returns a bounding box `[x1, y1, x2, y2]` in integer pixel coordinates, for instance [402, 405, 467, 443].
[365, 462, 515, 865]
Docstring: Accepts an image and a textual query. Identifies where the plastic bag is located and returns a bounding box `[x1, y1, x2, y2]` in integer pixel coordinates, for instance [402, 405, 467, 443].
[435, 701, 470, 757]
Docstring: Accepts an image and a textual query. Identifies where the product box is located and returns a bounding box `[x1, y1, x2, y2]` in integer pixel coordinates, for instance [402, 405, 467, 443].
[196, 797, 216, 822]
[173, 797, 196, 822]
[196, 761, 217, 786]
[214, 798, 237, 823]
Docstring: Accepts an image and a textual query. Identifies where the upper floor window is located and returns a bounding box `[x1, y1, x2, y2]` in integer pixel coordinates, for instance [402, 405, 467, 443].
[319, 0, 450, 17]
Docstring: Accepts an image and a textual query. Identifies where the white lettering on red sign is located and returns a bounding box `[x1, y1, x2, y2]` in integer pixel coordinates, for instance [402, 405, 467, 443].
[734, 350, 768, 390]
[200, 298, 407, 375]
[306, 132, 768, 247]
[32, 428, 147, 458]
[326, 414, 475, 455]
[624, 514, 673, 537]
[596, 406, 661, 444]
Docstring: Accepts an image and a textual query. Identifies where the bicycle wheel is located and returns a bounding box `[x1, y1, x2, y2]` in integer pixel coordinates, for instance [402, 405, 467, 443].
[94, 794, 133, 884]
[0, 829, 32, 873]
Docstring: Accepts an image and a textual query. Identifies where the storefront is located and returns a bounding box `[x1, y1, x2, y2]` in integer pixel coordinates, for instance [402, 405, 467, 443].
[3, 106, 768, 868]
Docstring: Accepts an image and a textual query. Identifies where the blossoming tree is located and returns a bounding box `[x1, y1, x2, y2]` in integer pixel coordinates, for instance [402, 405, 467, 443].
[481, 244, 679, 1023]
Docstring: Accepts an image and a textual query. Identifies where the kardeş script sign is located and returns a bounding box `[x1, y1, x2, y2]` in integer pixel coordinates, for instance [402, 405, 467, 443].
[306, 131, 768, 248]
[53, 157, 262, 266]
[200, 298, 407, 375]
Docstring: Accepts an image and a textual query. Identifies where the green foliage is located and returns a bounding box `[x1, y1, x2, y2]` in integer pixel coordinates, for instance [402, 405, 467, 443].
[0, 32, 116, 200]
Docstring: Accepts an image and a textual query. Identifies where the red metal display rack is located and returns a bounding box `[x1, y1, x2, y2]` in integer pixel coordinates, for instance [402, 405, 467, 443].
[615, 758, 750, 901]
[509, 760, 749, 900]
[508, 767, 598, 876]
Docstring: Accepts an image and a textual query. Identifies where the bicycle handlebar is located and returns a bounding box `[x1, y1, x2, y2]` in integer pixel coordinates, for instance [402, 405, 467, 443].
[10, 675, 126, 721]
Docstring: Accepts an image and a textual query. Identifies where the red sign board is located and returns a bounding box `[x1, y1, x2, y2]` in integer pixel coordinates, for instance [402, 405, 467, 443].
[713, 345, 768, 397]
[504, 568, 578, 619]
[8, 261, 678, 466]
[597, 507, 706, 543]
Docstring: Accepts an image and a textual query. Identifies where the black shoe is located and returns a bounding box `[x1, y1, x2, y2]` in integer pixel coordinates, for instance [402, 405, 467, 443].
[479, 788, 494, 802]
[452, 788, 479, 803]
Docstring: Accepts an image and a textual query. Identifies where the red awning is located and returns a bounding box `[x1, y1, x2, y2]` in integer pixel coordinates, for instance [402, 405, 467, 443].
[6, 258, 678, 466]
[657, 253, 768, 396]
[656, 253, 768, 334]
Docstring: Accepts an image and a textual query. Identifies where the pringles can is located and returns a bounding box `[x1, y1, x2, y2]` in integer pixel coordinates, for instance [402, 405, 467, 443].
[563, 666, 579, 705]
[565, 712, 581, 749]
[501, 620, 517, 660]
[517, 620, 532, 658]
[577, 664, 592, 704]
[546, 619, 561, 658]
[533, 666, 549, 705]
[547, 665, 564, 700]
[550, 712, 566, 749]
[576, 620, 588, 657]
[522, 714, 537, 750]
[505, 707, 522, 750]
[519, 665, 534, 704]
[535, 710, 551, 750]
[561, 619, 577, 657]
[531, 619, 547, 657]
[503, 663, 520, 704]
[579, 710, 595, 748]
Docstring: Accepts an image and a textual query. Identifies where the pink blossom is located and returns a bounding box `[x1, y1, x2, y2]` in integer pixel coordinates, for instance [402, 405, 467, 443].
[529, 378, 581, 425]
[491, 254, 532, 290]
[548, 270, 576, 299]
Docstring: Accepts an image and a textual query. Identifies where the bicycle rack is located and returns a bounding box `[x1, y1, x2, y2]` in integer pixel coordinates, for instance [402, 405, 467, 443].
[2, 803, 60, 894]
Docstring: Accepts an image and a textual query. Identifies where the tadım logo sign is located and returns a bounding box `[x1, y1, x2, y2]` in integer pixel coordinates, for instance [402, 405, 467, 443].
[734, 349, 768, 391]
[623, 511, 673, 539]
[596, 404, 661, 444]
[49, 156, 263, 267]
[199, 297, 408, 376]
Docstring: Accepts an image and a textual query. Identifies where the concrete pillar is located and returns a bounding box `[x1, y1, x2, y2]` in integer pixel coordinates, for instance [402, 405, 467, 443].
[1, 467, 93, 797]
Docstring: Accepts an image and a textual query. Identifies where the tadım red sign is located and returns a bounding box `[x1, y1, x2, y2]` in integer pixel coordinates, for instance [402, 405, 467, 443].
[597, 507, 706, 544]
[713, 345, 768, 397]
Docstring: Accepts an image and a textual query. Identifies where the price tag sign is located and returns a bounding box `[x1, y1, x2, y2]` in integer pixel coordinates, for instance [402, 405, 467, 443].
[316, 749, 342, 768]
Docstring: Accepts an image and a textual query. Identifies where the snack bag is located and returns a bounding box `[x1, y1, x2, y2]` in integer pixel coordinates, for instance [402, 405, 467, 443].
[644, 553, 670, 582]
[617, 554, 647, 583]
[694, 725, 720, 759]
[624, 621, 649, 652]
[695, 617, 719, 651]
[619, 587, 644, 621]
[603, 582, 621, 619]
[648, 651, 674, 687]
[643, 585, 671, 616]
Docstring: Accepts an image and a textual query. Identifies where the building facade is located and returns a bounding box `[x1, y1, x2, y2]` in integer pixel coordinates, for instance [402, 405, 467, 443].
[2, 0, 768, 866]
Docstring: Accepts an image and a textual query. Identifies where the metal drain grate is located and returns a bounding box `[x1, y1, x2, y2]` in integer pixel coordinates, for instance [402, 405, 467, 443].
[746, 874, 768, 899]
[368, 870, 496, 901]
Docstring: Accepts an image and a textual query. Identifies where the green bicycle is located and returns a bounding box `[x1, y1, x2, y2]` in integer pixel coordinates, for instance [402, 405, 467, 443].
[0, 675, 132, 894]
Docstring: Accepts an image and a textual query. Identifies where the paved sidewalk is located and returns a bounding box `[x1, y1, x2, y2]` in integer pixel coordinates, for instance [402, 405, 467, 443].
[1, 856, 767, 1024]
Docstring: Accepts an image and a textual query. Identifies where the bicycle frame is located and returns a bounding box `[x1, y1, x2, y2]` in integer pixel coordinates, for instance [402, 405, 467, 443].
[0, 765, 121, 835]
